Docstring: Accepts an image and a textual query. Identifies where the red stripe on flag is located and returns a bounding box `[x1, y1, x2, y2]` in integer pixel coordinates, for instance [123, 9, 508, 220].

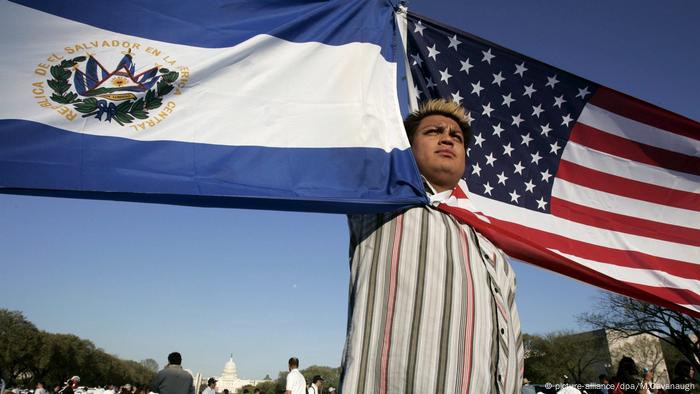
[630, 283, 700, 308]
[589, 87, 700, 141]
[556, 160, 700, 212]
[550, 196, 700, 247]
[486, 216, 700, 281]
[569, 123, 700, 176]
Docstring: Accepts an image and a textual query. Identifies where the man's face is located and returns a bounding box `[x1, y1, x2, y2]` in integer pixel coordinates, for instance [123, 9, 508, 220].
[411, 114, 466, 192]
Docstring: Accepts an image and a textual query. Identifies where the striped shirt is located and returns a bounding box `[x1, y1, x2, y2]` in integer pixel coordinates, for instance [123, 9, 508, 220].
[340, 185, 523, 393]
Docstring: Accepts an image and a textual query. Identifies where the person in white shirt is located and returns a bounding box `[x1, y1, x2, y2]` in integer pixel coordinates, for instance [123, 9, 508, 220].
[284, 357, 306, 394]
[35, 382, 47, 394]
[201, 378, 217, 394]
[103, 385, 114, 394]
[306, 376, 323, 394]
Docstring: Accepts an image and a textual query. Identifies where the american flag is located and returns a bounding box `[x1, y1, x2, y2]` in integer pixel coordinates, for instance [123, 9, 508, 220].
[401, 11, 700, 316]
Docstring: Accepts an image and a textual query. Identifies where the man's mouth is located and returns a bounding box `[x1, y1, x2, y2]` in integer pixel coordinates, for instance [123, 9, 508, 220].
[436, 149, 455, 158]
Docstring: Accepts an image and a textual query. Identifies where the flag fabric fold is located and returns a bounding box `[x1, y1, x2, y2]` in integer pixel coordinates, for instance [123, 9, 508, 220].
[0, 0, 427, 213]
[400, 10, 700, 316]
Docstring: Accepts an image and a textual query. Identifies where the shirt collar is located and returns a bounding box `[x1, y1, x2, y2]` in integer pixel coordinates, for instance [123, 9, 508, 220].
[423, 177, 456, 205]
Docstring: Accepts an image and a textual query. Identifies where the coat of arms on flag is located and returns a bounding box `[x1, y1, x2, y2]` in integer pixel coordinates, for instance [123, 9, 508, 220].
[44, 49, 180, 125]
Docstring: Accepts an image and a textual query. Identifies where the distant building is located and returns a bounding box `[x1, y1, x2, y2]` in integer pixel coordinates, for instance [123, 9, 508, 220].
[215, 356, 260, 393]
[557, 329, 671, 384]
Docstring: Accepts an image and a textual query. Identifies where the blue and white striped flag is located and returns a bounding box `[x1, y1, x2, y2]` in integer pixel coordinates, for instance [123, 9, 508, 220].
[0, 0, 427, 212]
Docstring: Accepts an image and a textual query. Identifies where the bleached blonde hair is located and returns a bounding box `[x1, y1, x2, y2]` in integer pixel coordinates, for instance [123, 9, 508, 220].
[403, 99, 472, 144]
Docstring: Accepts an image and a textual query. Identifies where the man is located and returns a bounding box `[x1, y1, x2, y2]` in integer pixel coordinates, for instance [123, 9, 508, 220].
[201, 379, 216, 394]
[284, 357, 305, 394]
[103, 385, 115, 394]
[597, 374, 610, 394]
[522, 378, 536, 394]
[151, 352, 194, 394]
[35, 382, 47, 394]
[60, 376, 80, 394]
[306, 376, 323, 394]
[340, 99, 523, 393]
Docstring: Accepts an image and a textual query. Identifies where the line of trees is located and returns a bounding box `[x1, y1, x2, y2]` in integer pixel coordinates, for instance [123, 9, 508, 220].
[0, 309, 156, 388]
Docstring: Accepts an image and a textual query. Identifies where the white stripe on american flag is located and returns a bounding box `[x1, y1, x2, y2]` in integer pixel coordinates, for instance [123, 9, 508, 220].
[465, 193, 700, 263]
[561, 141, 700, 193]
[556, 251, 700, 295]
[552, 178, 700, 229]
[579, 104, 699, 155]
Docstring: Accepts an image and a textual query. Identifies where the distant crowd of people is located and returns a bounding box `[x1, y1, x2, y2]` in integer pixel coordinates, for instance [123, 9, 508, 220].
[520, 356, 698, 394]
[3, 351, 695, 394]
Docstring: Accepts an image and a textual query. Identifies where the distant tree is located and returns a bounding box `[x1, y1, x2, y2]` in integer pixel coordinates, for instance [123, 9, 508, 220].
[0, 309, 41, 385]
[140, 359, 159, 373]
[0, 309, 155, 387]
[579, 292, 700, 374]
[523, 330, 609, 384]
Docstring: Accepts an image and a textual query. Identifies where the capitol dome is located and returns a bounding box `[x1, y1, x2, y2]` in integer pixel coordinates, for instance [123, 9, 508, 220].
[222, 357, 238, 380]
[216, 355, 258, 392]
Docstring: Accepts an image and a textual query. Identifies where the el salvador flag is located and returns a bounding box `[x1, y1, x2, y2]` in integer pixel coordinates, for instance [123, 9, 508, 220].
[0, 0, 427, 212]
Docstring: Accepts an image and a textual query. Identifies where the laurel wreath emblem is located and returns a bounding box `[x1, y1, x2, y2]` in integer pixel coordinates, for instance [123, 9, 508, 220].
[46, 56, 180, 126]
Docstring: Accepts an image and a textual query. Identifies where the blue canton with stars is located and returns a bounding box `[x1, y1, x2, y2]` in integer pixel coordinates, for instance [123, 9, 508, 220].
[406, 12, 598, 213]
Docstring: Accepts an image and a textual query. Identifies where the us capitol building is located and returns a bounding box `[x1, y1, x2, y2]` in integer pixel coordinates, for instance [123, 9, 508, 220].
[192, 355, 267, 392]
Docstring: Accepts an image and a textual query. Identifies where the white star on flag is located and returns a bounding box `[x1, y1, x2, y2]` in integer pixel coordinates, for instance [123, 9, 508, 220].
[485, 152, 497, 166]
[576, 86, 591, 99]
[540, 168, 552, 182]
[549, 141, 561, 154]
[448, 34, 461, 50]
[536, 197, 548, 210]
[427, 44, 440, 61]
[410, 53, 423, 67]
[561, 113, 573, 127]
[439, 67, 452, 83]
[540, 123, 552, 137]
[545, 74, 559, 88]
[492, 123, 504, 137]
[459, 58, 473, 74]
[471, 162, 482, 176]
[524, 179, 536, 193]
[502, 142, 514, 156]
[481, 48, 495, 64]
[502, 93, 515, 107]
[511, 113, 524, 127]
[474, 133, 485, 147]
[509, 189, 521, 203]
[471, 81, 484, 96]
[532, 104, 544, 117]
[523, 83, 537, 97]
[413, 20, 425, 35]
[553, 94, 567, 108]
[492, 72, 505, 86]
[513, 161, 524, 175]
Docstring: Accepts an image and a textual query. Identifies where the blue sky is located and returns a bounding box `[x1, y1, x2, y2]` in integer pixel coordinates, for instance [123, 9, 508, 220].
[1, 0, 699, 381]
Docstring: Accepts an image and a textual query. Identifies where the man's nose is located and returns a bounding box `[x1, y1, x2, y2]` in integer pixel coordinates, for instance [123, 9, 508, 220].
[438, 134, 454, 145]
